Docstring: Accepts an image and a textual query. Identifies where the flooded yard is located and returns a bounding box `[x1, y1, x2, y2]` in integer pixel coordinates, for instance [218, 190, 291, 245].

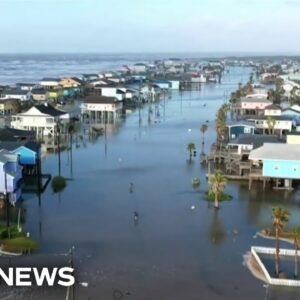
[3, 67, 300, 299]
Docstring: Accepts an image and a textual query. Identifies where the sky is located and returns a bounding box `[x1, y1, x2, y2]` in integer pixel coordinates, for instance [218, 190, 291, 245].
[0, 0, 300, 54]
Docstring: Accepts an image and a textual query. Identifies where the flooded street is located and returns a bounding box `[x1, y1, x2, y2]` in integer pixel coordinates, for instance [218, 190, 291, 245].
[5, 67, 300, 299]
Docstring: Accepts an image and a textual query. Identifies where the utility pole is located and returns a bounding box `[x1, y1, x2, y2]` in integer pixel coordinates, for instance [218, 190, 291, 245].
[4, 170, 10, 238]
[139, 79, 142, 125]
[56, 121, 61, 176]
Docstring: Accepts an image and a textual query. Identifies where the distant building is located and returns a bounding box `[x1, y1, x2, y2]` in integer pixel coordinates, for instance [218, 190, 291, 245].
[16, 83, 37, 91]
[1, 89, 31, 102]
[0, 99, 20, 116]
[153, 80, 170, 90]
[130, 63, 147, 74]
[39, 78, 61, 88]
[31, 89, 48, 102]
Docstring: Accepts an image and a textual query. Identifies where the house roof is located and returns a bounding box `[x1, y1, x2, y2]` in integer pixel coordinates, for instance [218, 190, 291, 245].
[249, 143, 300, 161]
[240, 97, 272, 104]
[0, 127, 35, 141]
[0, 149, 18, 164]
[154, 80, 170, 84]
[0, 140, 40, 154]
[70, 77, 85, 85]
[84, 96, 119, 104]
[16, 83, 36, 87]
[282, 107, 300, 114]
[82, 74, 98, 78]
[24, 141, 40, 152]
[246, 115, 294, 121]
[116, 89, 125, 94]
[2, 89, 29, 95]
[264, 104, 282, 110]
[35, 104, 66, 117]
[41, 78, 60, 82]
[31, 89, 47, 95]
[0, 141, 23, 151]
[0, 98, 19, 103]
[226, 120, 256, 128]
[228, 134, 283, 148]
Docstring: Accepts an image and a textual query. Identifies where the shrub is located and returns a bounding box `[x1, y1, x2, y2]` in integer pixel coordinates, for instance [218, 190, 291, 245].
[51, 176, 67, 193]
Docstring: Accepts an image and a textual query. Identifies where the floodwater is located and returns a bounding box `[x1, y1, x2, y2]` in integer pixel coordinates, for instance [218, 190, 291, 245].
[3, 67, 300, 299]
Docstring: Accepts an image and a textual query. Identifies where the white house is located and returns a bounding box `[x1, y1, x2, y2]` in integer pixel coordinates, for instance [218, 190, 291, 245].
[264, 104, 282, 116]
[1, 89, 31, 102]
[117, 88, 139, 100]
[228, 134, 282, 155]
[97, 87, 126, 101]
[89, 79, 111, 87]
[282, 81, 300, 98]
[16, 83, 37, 91]
[39, 78, 61, 88]
[191, 74, 207, 83]
[234, 97, 272, 115]
[168, 80, 180, 90]
[11, 104, 68, 137]
[130, 63, 147, 74]
[81, 96, 123, 123]
[141, 85, 160, 101]
[246, 116, 294, 135]
[153, 80, 170, 90]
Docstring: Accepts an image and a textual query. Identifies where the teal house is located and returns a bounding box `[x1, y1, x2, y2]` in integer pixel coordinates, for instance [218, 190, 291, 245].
[226, 120, 256, 140]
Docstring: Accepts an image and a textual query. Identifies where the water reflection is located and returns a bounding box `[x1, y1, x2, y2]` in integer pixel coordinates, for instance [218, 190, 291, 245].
[7, 66, 300, 299]
[209, 209, 226, 245]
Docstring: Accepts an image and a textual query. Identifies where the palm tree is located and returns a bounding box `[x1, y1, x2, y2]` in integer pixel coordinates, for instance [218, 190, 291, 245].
[187, 143, 196, 161]
[200, 124, 208, 145]
[292, 227, 300, 278]
[271, 207, 290, 277]
[290, 87, 298, 105]
[266, 116, 276, 135]
[215, 105, 228, 141]
[208, 170, 227, 209]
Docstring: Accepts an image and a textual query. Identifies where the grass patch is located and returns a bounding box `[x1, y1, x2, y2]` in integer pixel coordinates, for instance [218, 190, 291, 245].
[0, 224, 38, 253]
[2, 237, 38, 252]
[204, 191, 232, 202]
[51, 176, 67, 193]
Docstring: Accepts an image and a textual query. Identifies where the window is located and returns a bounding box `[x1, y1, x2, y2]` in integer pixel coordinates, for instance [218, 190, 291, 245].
[244, 127, 251, 133]
[46, 118, 54, 123]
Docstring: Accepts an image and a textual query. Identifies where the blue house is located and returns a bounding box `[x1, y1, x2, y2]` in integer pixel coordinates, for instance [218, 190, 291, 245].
[226, 120, 256, 140]
[0, 141, 40, 174]
[0, 150, 23, 203]
[249, 143, 300, 187]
